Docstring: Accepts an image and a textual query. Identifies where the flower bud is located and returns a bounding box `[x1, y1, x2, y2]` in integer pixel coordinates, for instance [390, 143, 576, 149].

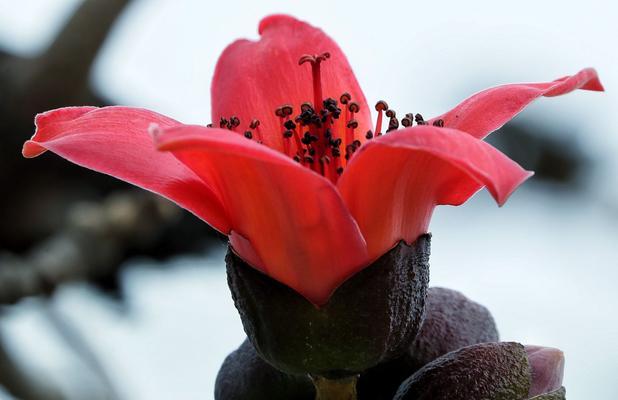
[393, 342, 531, 400]
[215, 339, 314, 400]
[358, 287, 499, 399]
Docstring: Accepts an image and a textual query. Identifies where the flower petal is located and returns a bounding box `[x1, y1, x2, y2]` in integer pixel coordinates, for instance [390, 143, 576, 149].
[338, 126, 532, 259]
[154, 125, 369, 305]
[525, 346, 565, 398]
[429, 68, 604, 139]
[22, 106, 231, 233]
[211, 14, 371, 152]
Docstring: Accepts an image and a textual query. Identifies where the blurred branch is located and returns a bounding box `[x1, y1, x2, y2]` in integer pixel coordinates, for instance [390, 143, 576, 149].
[25, 0, 131, 107]
[0, 190, 183, 305]
[0, 335, 65, 400]
[0, 0, 134, 251]
[43, 304, 122, 400]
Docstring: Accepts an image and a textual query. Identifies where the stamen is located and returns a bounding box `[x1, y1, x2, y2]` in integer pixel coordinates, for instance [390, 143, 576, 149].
[415, 113, 427, 125]
[401, 113, 414, 127]
[281, 104, 294, 117]
[385, 109, 398, 132]
[249, 118, 263, 142]
[374, 100, 388, 136]
[222, 53, 449, 184]
[346, 120, 359, 129]
[249, 119, 260, 130]
[229, 116, 240, 130]
[346, 119, 358, 148]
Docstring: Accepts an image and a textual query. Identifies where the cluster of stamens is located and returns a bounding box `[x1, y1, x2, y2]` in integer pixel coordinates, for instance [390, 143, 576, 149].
[208, 52, 444, 183]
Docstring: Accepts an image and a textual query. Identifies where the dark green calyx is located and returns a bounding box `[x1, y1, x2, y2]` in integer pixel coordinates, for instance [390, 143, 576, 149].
[226, 235, 431, 378]
[393, 342, 531, 400]
[529, 386, 566, 400]
[215, 339, 315, 400]
[357, 287, 499, 400]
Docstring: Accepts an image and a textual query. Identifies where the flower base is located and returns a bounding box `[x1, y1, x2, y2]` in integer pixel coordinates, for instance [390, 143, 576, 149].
[225, 235, 431, 378]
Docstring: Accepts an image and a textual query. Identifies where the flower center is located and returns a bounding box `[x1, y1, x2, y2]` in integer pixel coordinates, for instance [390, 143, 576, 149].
[210, 53, 443, 184]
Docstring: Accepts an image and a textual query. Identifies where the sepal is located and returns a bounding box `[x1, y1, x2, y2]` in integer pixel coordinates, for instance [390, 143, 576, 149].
[226, 235, 431, 378]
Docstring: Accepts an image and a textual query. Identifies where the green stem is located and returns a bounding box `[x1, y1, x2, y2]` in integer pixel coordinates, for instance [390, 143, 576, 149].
[311, 375, 358, 400]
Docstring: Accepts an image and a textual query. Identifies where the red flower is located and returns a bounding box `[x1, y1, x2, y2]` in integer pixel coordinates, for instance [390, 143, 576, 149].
[23, 15, 603, 306]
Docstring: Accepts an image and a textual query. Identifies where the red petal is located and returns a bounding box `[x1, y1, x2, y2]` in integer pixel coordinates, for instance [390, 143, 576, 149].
[429, 68, 604, 139]
[23, 106, 231, 233]
[525, 346, 565, 397]
[154, 125, 369, 306]
[211, 14, 371, 152]
[337, 126, 532, 259]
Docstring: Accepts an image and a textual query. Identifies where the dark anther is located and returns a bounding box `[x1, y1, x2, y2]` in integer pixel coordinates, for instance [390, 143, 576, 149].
[308, 148, 316, 156]
[387, 117, 400, 132]
[275, 107, 284, 118]
[284, 120, 297, 130]
[433, 119, 445, 127]
[206, 123, 213, 128]
[325, 98, 341, 110]
[304, 155, 315, 163]
[375, 100, 389, 112]
[319, 155, 331, 165]
[219, 117, 229, 129]
[385, 109, 396, 118]
[331, 138, 342, 147]
[331, 148, 341, 157]
[323, 98, 338, 108]
[324, 128, 333, 139]
[283, 130, 293, 138]
[415, 113, 427, 125]
[348, 102, 360, 113]
[340, 93, 351, 104]
[244, 131, 253, 139]
[310, 134, 319, 143]
[401, 117, 413, 127]
[250, 119, 260, 129]
[229, 116, 240, 128]
[281, 104, 294, 117]
[353, 140, 361, 148]
[366, 130, 374, 139]
[322, 98, 341, 118]
[346, 119, 359, 129]
[336, 167, 344, 175]
[293, 155, 301, 163]
[301, 102, 314, 113]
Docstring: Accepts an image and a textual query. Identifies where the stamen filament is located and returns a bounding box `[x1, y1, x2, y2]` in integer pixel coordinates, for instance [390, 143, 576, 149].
[374, 100, 388, 137]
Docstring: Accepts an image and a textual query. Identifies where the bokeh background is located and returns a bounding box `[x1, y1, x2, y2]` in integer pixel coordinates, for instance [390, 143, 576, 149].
[0, 0, 616, 399]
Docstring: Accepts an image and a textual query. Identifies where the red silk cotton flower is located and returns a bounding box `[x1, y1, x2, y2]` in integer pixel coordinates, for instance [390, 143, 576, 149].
[23, 15, 604, 306]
